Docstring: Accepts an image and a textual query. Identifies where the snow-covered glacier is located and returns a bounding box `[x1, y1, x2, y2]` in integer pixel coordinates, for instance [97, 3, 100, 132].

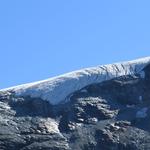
[1, 57, 150, 105]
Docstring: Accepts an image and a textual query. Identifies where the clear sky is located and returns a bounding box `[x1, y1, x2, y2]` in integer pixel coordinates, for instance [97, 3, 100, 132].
[0, 0, 150, 89]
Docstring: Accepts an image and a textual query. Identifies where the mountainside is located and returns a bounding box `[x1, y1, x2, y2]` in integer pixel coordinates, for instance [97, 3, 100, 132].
[1, 57, 150, 150]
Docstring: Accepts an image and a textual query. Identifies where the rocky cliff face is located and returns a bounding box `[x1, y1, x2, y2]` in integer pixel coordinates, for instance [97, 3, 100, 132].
[1, 57, 150, 150]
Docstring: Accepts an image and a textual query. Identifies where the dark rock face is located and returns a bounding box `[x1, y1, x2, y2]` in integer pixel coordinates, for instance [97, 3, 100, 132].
[1, 65, 150, 150]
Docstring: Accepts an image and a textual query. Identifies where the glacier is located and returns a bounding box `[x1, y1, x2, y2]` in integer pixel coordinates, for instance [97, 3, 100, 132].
[1, 57, 150, 105]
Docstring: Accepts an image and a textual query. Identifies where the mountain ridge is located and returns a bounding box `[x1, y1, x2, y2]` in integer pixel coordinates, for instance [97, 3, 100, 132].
[1, 57, 150, 105]
[1, 57, 150, 149]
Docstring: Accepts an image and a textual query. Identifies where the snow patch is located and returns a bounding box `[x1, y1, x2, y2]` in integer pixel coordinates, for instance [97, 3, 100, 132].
[139, 96, 143, 103]
[126, 105, 135, 108]
[136, 107, 148, 118]
[44, 119, 59, 133]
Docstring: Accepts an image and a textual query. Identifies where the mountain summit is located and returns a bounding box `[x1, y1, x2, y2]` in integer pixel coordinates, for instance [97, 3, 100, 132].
[1, 57, 150, 150]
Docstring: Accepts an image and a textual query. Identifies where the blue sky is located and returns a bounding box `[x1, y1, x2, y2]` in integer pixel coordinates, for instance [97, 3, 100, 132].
[0, 0, 150, 89]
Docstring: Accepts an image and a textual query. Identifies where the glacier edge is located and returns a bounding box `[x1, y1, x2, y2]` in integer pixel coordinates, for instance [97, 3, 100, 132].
[1, 57, 150, 105]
